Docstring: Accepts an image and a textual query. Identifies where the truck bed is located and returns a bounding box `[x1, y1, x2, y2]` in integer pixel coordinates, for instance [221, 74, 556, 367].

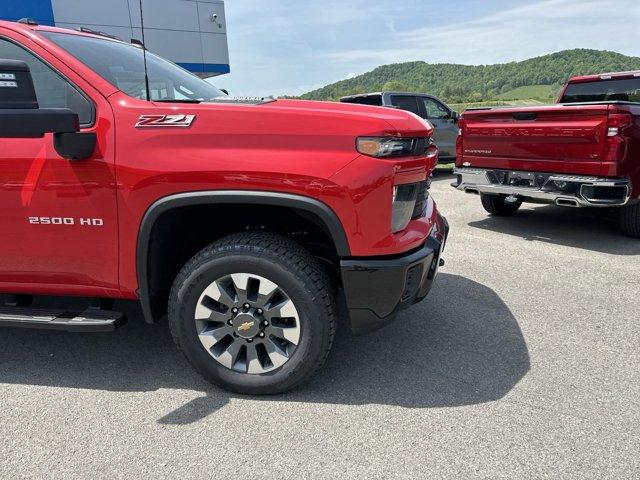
[465, 100, 640, 111]
[457, 101, 639, 177]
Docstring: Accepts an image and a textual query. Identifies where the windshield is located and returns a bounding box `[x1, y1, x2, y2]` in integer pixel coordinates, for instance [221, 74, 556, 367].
[40, 31, 226, 102]
[560, 77, 640, 103]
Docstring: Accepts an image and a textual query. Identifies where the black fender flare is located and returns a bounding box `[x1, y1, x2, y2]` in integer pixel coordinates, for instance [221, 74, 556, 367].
[136, 190, 351, 323]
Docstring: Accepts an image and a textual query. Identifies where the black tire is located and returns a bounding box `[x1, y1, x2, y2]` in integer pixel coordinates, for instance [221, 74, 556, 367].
[620, 202, 640, 238]
[168, 232, 336, 394]
[480, 193, 522, 216]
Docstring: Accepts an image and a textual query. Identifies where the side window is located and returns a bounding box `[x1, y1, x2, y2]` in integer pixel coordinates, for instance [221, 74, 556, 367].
[421, 98, 450, 119]
[0, 37, 93, 125]
[390, 95, 421, 116]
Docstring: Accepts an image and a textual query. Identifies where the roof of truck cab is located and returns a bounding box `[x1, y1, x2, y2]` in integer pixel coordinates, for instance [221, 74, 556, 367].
[340, 92, 447, 103]
[0, 19, 126, 43]
[568, 70, 640, 83]
[340, 92, 383, 100]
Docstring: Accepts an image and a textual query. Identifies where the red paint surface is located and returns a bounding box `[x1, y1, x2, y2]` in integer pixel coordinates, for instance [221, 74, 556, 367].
[0, 22, 438, 298]
[456, 102, 640, 197]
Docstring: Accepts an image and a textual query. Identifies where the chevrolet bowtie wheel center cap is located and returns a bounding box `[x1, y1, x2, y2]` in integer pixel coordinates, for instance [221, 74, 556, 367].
[233, 313, 260, 339]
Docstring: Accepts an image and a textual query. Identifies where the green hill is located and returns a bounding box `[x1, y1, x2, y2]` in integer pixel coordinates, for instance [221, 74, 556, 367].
[496, 84, 560, 101]
[300, 49, 640, 104]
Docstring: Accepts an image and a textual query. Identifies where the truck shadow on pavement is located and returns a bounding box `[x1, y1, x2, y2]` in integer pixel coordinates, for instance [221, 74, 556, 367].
[469, 205, 640, 255]
[0, 274, 529, 425]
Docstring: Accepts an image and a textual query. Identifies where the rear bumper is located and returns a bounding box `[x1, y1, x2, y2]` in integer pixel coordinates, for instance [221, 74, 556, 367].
[340, 212, 449, 335]
[452, 167, 632, 207]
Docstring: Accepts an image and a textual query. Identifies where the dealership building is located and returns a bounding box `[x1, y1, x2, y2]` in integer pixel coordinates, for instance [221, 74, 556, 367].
[0, 0, 230, 77]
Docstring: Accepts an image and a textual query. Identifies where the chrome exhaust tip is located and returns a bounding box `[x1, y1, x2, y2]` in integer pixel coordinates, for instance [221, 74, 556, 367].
[555, 197, 580, 208]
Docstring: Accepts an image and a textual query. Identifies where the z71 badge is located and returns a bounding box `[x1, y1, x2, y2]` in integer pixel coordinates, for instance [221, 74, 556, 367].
[135, 114, 196, 128]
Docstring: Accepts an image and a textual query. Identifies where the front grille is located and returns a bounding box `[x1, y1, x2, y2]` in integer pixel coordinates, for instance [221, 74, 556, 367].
[412, 180, 430, 218]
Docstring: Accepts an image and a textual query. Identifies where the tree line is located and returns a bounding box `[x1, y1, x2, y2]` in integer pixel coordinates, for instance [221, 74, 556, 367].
[300, 49, 640, 104]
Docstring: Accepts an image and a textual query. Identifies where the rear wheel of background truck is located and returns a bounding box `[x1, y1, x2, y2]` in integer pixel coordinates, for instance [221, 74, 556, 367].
[620, 203, 640, 238]
[168, 232, 336, 394]
[480, 193, 522, 216]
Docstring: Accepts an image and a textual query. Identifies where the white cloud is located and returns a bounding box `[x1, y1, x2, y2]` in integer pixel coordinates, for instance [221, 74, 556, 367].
[219, 0, 640, 97]
[323, 0, 640, 66]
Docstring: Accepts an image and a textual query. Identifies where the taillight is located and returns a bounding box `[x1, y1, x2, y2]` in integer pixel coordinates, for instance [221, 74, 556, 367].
[607, 113, 632, 137]
[604, 113, 632, 162]
[457, 117, 466, 136]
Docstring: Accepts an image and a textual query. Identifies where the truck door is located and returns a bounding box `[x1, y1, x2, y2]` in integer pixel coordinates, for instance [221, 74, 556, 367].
[418, 97, 457, 159]
[0, 35, 118, 292]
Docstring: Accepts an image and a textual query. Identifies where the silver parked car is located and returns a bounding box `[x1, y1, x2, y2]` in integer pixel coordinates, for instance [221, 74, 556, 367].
[340, 92, 459, 161]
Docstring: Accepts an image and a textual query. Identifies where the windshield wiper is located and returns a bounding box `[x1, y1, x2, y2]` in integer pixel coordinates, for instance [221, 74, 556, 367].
[154, 99, 202, 104]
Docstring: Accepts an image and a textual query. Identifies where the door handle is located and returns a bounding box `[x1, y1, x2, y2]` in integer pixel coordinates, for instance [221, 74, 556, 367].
[513, 112, 537, 120]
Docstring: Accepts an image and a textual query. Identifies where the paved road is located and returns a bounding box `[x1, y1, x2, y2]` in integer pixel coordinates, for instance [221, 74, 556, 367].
[1, 172, 638, 479]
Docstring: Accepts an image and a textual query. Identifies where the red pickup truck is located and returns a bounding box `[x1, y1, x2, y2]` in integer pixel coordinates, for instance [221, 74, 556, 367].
[453, 71, 640, 237]
[0, 21, 447, 394]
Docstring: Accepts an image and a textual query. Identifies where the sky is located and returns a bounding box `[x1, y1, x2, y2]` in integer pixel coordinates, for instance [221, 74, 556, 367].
[213, 0, 640, 97]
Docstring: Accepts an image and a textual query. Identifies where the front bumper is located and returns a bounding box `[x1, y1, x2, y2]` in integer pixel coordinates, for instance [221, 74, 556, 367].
[340, 212, 449, 335]
[452, 167, 631, 207]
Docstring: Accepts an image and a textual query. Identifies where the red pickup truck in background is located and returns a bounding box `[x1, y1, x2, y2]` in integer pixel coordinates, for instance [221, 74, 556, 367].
[0, 21, 447, 394]
[453, 71, 640, 237]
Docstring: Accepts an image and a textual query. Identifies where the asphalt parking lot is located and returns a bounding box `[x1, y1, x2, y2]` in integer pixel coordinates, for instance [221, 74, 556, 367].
[1, 171, 638, 479]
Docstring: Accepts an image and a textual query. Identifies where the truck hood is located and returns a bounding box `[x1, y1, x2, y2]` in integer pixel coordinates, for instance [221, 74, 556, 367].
[114, 91, 436, 185]
[264, 99, 434, 137]
[194, 97, 434, 137]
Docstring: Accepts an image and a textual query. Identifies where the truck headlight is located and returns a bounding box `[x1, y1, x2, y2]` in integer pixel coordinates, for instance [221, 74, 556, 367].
[357, 137, 417, 158]
[357, 137, 437, 159]
[392, 183, 419, 233]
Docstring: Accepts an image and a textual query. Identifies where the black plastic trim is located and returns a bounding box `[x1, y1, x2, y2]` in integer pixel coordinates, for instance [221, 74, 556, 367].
[341, 213, 449, 335]
[53, 132, 97, 159]
[513, 112, 537, 120]
[136, 190, 351, 323]
[0, 108, 78, 138]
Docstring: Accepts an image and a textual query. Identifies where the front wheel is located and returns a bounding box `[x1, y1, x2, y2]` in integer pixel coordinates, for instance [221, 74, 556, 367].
[480, 193, 522, 216]
[620, 202, 640, 238]
[168, 232, 336, 394]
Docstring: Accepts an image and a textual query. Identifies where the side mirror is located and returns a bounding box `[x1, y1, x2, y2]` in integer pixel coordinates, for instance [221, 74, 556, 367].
[0, 59, 96, 160]
[450, 111, 460, 122]
[53, 132, 97, 160]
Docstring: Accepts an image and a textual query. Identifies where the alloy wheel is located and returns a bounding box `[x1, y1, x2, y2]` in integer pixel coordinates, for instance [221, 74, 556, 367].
[194, 273, 301, 374]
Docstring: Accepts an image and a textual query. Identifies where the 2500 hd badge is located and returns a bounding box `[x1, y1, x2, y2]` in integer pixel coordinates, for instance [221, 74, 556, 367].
[28, 217, 104, 226]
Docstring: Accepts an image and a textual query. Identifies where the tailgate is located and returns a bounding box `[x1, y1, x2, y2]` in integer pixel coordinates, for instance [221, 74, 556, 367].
[458, 104, 610, 176]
